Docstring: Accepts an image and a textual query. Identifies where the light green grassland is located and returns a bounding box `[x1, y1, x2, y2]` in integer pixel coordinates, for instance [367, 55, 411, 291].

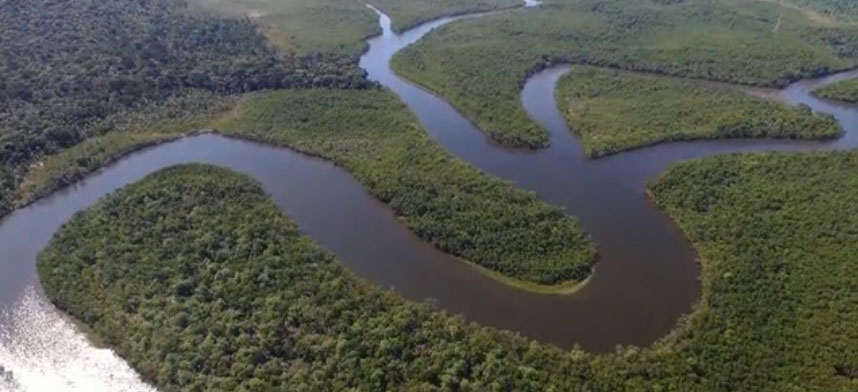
[186, 0, 379, 56]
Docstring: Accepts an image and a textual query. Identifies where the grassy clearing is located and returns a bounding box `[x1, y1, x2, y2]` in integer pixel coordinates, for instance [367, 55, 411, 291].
[186, 0, 379, 56]
[813, 77, 858, 102]
[555, 66, 840, 156]
[39, 151, 858, 390]
[392, 0, 858, 148]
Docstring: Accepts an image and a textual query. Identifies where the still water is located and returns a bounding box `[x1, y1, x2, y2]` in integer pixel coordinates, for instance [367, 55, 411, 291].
[3, 2, 858, 390]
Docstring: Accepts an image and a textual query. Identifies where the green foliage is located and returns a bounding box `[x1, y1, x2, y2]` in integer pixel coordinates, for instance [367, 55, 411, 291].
[0, 0, 369, 217]
[186, 0, 521, 55]
[781, 0, 858, 21]
[39, 153, 858, 390]
[15, 90, 237, 210]
[813, 77, 858, 102]
[38, 164, 594, 391]
[214, 88, 595, 286]
[641, 151, 858, 391]
[392, 0, 858, 147]
[556, 66, 840, 156]
[370, 0, 523, 33]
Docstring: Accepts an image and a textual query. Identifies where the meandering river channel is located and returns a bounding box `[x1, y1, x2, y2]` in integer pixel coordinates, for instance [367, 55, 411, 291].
[3, 1, 858, 390]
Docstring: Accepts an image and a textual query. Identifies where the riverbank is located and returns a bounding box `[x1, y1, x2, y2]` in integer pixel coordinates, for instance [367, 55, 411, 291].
[5, 87, 596, 291]
[391, 0, 858, 148]
[36, 148, 858, 390]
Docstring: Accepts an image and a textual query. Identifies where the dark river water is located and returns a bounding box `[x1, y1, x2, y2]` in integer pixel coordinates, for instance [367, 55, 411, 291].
[3, 2, 858, 390]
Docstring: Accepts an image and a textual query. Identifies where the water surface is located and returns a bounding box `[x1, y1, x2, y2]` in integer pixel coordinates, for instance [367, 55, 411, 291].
[3, 2, 858, 390]
[359, 4, 858, 351]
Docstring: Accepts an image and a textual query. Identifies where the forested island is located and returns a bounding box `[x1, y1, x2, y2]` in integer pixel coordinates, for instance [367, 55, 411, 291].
[5, 0, 858, 390]
[39, 153, 858, 390]
[212, 89, 595, 287]
[555, 66, 840, 156]
[393, 0, 858, 147]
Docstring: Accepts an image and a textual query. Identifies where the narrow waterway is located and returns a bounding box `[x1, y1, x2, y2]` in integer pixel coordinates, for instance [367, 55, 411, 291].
[3, 1, 858, 390]
[358, 2, 858, 351]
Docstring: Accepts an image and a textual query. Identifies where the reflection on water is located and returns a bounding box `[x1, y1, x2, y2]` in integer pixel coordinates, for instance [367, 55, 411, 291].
[3, 0, 858, 389]
[0, 287, 156, 392]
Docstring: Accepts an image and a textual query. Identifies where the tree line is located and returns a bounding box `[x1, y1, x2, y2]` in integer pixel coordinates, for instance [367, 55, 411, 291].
[0, 0, 372, 217]
[38, 156, 858, 391]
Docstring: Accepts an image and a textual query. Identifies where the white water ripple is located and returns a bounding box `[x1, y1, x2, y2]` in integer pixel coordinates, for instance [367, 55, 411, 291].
[0, 286, 157, 392]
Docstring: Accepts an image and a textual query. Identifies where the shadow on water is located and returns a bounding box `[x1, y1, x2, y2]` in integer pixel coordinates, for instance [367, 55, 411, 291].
[3, 2, 858, 390]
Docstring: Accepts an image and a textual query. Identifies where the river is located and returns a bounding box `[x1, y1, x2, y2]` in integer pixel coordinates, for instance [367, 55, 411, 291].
[2, 2, 858, 390]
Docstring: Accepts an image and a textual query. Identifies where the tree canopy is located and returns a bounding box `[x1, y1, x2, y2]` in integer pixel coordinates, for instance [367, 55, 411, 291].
[39, 152, 858, 390]
[0, 0, 370, 217]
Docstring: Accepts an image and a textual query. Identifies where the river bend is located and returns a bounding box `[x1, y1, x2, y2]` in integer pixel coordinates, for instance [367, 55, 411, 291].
[3, 2, 858, 390]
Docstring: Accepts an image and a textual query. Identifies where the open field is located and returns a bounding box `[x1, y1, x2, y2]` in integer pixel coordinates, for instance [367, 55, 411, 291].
[392, 0, 858, 148]
[556, 66, 840, 156]
[186, 0, 379, 55]
[38, 151, 858, 390]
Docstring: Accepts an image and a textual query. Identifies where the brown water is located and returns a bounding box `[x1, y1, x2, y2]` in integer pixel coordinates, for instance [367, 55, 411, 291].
[358, 3, 858, 352]
[3, 2, 858, 390]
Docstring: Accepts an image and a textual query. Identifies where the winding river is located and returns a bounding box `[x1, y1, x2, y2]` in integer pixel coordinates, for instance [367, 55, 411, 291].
[3, 1, 858, 390]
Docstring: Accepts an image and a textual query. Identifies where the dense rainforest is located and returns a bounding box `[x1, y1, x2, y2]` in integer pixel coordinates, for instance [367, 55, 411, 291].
[555, 66, 840, 156]
[9, 0, 858, 389]
[19, 87, 597, 288]
[0, 0, 370, 217]
[392, 0, 858, 147]
[212, 89, 595, 287]
[0, 0, 598, 288]
[39, 154, 858, 390]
